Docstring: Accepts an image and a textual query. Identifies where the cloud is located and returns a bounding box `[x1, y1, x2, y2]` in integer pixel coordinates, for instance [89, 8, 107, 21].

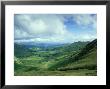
[72, 14, 97, 29]
[14, 14, 97, 43]
[15, 14, 69, 38]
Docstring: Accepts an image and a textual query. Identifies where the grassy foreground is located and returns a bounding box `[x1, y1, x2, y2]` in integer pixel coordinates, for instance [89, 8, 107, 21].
[14, 40, 97, 76]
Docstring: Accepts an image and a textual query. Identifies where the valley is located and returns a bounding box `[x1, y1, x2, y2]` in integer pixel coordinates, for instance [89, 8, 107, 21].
[14, 39, 97, 76]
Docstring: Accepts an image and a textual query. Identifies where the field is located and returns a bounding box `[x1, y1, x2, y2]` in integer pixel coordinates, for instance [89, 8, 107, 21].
[14, 39, 97, 76]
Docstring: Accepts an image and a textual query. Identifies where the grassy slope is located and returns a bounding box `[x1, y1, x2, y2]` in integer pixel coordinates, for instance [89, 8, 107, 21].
[48, 39, 97, 70]
[14, 43, 33, 58]
[57, 47, 97, 75]
[14, 50, 97, 76]
[14, 40, 97, 76]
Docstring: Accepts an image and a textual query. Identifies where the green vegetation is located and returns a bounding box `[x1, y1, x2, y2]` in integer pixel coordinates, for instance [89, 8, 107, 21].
[14, 39, 97, 76]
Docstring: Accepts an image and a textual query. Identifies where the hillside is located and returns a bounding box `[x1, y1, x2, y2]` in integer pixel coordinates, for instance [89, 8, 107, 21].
[48, 39, 97, 72]
[14, 43, 32, 58]
[14, 41, 89, 60]
[48, 41, 89, 57]
[14, 39, 97, 76]
[58, 48, 96, 72]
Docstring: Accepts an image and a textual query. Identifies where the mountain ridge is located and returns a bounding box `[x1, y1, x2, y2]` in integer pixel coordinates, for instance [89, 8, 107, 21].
[48, 39, 97, 71]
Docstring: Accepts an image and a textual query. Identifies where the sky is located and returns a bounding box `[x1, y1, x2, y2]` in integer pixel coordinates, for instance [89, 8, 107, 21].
[14, 14, 97, 43]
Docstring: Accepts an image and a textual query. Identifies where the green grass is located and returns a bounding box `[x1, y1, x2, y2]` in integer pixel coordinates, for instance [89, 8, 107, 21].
[14, 39, 97, 76]
[15, 69, 96, 76]
[14, 49, 97, 76]
[57, 48, 97, 71]
[14, 48, 97, 76]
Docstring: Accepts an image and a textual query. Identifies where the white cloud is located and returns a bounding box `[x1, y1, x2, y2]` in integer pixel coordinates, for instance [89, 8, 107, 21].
[14, 14, 96, 43]
[73, 14, 96, 29]
[14, 28, 29, 39]
[15, 15, 67, 38]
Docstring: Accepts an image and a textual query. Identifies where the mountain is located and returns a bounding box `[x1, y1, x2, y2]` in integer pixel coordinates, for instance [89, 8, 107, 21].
[48, 39, 97, 71]
[15, 42, 68, 48]
[61, 41, 89, 53]
[14, 39, 97, 76]
[14, 43, 32, 58]
[14, 41, 89, 58]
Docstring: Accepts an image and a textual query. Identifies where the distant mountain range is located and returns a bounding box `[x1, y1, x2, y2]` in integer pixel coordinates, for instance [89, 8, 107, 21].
[15, 42, 68, 48]
[14, 41, 90, 58]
